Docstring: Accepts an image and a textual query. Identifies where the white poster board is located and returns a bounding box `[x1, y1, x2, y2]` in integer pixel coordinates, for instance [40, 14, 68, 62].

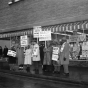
[20, 40, 28, 47]
[20, 35, 28, 47]
[20, 35, 27, 40]
[53, 47, 60, 54]
[32, 45, 39, 56]
[7, 50, 16, 57]
[52, 47, 60, 61]
[52, 54, 58, 61]
[33, 26, 41, 38]
[39, 30, 51, 41]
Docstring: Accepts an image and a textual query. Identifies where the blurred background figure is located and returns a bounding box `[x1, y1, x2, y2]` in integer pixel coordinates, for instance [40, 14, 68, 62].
[0, 46, 2, 59]
[3, 45, 8, 58]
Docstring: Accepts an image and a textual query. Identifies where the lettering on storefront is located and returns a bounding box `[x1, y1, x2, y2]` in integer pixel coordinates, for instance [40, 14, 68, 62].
[69, 35, 79, 42]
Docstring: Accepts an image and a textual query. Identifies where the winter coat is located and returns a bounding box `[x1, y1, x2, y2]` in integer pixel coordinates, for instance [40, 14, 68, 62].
[0, 48, 2, 56]
[3, 47, 8, 57]
[16, 47, 24, 65]
[60, 42, 70, 65]
[43, 46, 52, 65]
[24, 48, 32, 65]
[32, 44, 40, 61]
[39, 44, 45, 64]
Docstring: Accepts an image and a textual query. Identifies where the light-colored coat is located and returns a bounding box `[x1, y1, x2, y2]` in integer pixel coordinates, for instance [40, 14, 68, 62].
[32, 44, 40, 61]
[60, 42, 70, 65]
[24, 48, 32, 65]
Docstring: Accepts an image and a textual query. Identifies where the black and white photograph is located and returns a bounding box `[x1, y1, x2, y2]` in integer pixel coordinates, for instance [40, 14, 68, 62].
[0, 0, 88, 88]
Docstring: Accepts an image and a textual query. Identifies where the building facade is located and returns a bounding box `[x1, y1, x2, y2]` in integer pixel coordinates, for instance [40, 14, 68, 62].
[0, 0, 88, 39]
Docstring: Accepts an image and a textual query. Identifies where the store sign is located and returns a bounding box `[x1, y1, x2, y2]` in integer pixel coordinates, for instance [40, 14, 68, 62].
[33, 26, 41, 38]
[82, 42, 88, 58]
[79, 34, 86, 42]
[7, 50, 16, 57]
[20, 35, 28, 47]
[69, 34, 86, 42]
[69, 35, 79, 42]
[39, 30, 51, 41]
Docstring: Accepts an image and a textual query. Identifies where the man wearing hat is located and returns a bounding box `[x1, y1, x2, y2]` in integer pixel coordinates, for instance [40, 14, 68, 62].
[31, 40, 42, 74]
[52, 40, 61, 73]
[60, 38, 70, 76]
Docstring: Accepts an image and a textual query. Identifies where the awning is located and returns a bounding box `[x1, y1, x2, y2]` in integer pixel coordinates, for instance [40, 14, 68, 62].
[0, 20, 88, 38]
[0, 29, 32, 38]
[42, 20, 88, 36]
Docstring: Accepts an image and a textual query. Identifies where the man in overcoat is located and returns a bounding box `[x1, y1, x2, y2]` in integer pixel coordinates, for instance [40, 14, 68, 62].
[31, 41, 42, 74]
[60, 39, 70, 76]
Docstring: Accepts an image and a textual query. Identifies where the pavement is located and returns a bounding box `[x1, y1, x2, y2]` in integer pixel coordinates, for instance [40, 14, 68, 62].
[0, 73, 82, 88]
[0, 67, 87, 86]
[0, 61, 88, 86]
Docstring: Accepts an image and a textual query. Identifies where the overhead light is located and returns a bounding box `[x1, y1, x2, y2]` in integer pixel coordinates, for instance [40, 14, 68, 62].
[15, 0, 20, 2]
[8, 1, 12, 5]
[52, 32, 70, 36]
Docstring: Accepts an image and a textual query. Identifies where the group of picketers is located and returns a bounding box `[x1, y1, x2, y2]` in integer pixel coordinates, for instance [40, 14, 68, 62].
[21, 38, 70, 77]
[0, 38, 70, 77]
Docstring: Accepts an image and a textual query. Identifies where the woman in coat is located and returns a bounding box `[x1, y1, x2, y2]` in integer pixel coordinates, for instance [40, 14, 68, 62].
[16, 45, 24, 66]
[43, 41, 52, 72]
[24, 45, 32, 65]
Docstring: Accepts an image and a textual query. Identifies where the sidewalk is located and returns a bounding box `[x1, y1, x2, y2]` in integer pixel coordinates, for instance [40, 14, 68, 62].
[0, 69, 81, 85]
[0, 61, 88, 85]
[0, 66, 88, 86]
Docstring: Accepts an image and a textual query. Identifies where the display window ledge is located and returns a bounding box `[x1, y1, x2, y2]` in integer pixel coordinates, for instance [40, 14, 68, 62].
[70, 59, 88, 61]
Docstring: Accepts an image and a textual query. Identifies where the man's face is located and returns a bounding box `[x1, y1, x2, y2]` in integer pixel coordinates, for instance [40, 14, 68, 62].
[32, 42, 36, 45]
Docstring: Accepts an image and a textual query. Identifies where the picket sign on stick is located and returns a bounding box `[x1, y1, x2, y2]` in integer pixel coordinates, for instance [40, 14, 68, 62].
[37, 38, 38, 44]
[45, 41, 47, 48]
[10, 37, 11, 48]
[83, 28, 84, 34]
[24, 46, 25, 52]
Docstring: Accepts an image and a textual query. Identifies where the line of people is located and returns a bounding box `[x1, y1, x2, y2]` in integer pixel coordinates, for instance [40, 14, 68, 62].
[0, 39, 70, 77]
[22, 39, 70, 76]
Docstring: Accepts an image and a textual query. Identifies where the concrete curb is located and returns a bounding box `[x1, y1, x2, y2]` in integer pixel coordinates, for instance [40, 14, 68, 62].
[0, 69, 87, 86]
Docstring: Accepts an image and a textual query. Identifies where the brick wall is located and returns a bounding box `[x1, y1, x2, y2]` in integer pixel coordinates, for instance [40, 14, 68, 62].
[0, 0, 88, 32]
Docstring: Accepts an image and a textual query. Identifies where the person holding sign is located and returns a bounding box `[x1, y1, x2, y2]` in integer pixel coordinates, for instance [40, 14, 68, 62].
[24, 45, 32, 65]
[52, 41, 61, 74]
[31, 40, 42, 74]
[8, 46, 17, 64]
[43, 41, 52, 72]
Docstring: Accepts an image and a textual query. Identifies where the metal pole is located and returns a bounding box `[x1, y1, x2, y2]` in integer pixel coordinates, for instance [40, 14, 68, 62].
[10, 37, 11, 48]
[45, 41, 46, 48]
